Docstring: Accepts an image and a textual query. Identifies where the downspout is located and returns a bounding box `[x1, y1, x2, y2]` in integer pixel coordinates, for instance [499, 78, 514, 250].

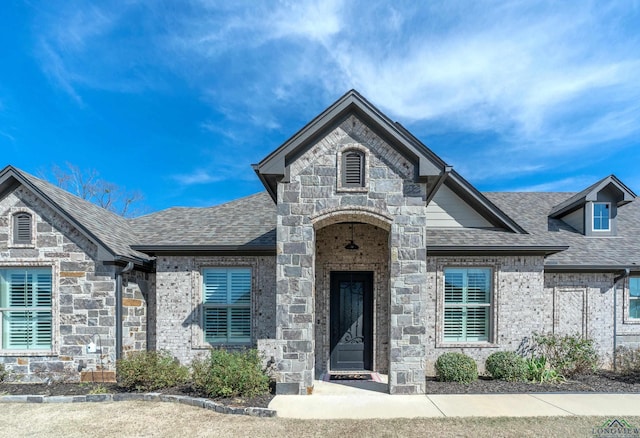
[612, 268, 630, 371]
[116, 261, 135, 361]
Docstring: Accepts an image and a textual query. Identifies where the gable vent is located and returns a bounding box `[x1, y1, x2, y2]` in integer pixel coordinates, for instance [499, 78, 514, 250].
[344, 152, 364, 187]
[14, 213, 32, 244]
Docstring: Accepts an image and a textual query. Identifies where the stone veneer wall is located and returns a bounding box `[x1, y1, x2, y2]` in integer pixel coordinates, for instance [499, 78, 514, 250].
[0, 188, 148, 382]
[426, 255, 549, 374]
[275, 114, 428, 394]
[153, 255, 276, 365]
[544, 272, 616, 368]
[314, 222, 389, 377]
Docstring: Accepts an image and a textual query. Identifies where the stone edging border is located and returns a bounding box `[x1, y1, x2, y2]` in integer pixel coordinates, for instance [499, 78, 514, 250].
[0, 392, 277, 417]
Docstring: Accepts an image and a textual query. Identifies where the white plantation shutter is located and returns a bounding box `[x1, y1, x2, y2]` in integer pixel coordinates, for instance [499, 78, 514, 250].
[203, 268, 251, 344]
[443, 268, 491, 342]
[1, 269, 52, 350]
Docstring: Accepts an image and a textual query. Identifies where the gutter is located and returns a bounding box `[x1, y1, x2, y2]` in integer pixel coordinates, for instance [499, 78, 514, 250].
[131, 244, 276, 256]
[115, 261, 135, 361]
[612, 268, 631, 371]
[427, 245, 568, 256]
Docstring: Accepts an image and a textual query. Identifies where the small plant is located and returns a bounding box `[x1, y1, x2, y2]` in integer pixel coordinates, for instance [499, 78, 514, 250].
[0, 364, 7, 382]
[485, 351, 528, 381]
[191, 349, 270, 398]
[435, 352, 478, 384]
[117, 351, 189, 391]
[525, 356, 564, 383]
[615, 346, 640, 375]
[88, 384, 109, 394]
[534, 333, 599, 377]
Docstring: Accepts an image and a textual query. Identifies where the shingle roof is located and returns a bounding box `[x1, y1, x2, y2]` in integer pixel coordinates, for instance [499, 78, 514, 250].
[131, 192, 276, 247]
[3, 166, 150, 262]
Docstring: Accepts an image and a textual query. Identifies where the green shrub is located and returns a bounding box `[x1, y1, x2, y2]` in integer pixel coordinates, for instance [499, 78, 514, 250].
[0, 364, 7, 382]
[191, 349, 270, 398]
[485, 351, 528, 381]
[534, 333, 599, 377]
[435, 352, 478, 384]
[117, 351, 189, 391]
[525, 356, 564, 383]
[615, 346, 640, 375]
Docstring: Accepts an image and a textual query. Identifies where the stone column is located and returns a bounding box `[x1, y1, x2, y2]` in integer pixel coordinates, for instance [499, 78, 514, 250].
[274, 182, 316, 395]
[389, 213, 427, 394]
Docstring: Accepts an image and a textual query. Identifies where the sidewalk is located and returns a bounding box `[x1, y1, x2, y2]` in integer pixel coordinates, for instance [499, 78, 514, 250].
[268, 379, 640, 419]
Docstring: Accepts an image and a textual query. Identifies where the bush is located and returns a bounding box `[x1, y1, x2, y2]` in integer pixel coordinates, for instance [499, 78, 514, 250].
[534, 333, 599, 377]
[191, 349, 270, 398]
[117, 351, 189, 391]
[435, 352, 478, 384]
[485, 351, 528, 381]
[615, 346, 640, 375]
[0, 363, 7, 382]
[525, 356, 563, 383]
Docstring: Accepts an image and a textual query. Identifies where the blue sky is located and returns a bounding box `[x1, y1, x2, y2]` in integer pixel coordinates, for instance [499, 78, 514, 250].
[2, 1, 640, 215]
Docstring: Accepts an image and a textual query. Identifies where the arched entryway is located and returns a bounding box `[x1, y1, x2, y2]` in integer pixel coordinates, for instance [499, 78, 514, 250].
[313, 218, 390, 379]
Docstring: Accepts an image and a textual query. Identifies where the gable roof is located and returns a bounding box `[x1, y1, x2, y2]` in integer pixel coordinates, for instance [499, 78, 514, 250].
[549, 174, 636, 218]
[253, 89, 445, 200]
[0, 165, 151, 265]
[253, 89, 526, 234]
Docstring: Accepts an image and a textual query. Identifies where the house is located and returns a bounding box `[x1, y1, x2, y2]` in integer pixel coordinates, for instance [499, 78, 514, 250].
[1, 90, 639, 395]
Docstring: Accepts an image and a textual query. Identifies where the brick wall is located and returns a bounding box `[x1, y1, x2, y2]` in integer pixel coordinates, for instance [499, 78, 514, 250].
[153, 255, 276, 364]
[426, 255, 548, 374]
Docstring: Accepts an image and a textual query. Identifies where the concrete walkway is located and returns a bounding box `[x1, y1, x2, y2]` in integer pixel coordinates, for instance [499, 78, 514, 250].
[268, 379, 640, 419]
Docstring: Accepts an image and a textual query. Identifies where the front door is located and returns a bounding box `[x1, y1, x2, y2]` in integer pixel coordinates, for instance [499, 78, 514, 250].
[330, 271, 373, 370]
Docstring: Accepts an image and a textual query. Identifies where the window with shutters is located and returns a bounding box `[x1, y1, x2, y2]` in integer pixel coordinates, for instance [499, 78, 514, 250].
[0, 268, 52, 350]
[12, 213, 33, 245]
[629, 277, 640, 320]
[202, 267, 251, 344]
[443, 268, 492, 343]
[342, 150, 365, 188]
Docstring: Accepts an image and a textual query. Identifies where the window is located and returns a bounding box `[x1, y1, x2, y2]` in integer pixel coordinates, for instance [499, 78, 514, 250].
[342, 151, 364, 187]
[13, 213, 32, 244]
[630, 277, 640, 319]
[0, 268, 52, 350]
[443, 268, 491, 342]
[202, 268, 251, 344]
[593, 203, 610, 231]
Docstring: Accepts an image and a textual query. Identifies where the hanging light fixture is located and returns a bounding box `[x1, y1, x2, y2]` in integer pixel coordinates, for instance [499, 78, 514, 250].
[345, 223, 359, 250]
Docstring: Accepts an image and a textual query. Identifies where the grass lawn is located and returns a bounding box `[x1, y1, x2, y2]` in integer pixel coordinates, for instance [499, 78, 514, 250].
[2, 402, 638, 437]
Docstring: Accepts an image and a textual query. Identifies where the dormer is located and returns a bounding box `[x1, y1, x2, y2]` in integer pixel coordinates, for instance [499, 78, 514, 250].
[549, 175, 636, 237]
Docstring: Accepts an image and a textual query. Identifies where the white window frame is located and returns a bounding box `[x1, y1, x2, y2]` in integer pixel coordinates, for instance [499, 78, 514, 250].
[592, 202, 611, 232]
[201, 267, 252, 345]
[0, 267, 53, 352]
[442, 267, 492, 343]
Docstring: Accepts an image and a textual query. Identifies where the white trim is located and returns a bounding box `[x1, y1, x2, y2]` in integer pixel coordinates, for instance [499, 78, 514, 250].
[592, 202, 611, 232]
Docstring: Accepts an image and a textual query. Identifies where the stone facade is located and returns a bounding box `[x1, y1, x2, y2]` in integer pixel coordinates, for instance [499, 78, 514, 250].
[0, 187, 148, 382]
[153, 255, 276, 364]
[274, 115, 428, 394]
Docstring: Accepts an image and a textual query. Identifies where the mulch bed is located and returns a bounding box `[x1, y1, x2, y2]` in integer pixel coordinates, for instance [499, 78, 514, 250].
[2, 371, 638, 407]
[425, 370, 640, 394]
[0, 382, 275, 408]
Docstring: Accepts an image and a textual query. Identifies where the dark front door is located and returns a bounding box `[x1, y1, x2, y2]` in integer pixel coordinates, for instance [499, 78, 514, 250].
[330, 271, 373, 370]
